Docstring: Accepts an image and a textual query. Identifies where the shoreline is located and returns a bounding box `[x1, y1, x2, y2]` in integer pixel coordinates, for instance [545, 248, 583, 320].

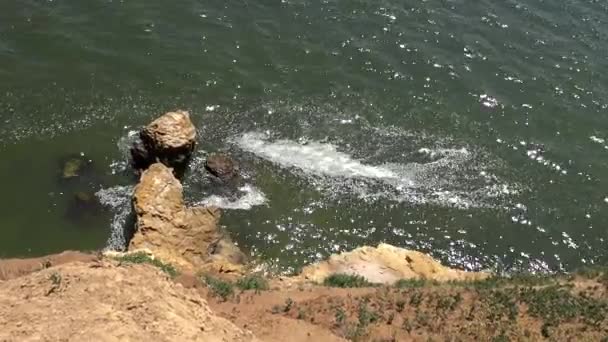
[1, 111, 607, 341]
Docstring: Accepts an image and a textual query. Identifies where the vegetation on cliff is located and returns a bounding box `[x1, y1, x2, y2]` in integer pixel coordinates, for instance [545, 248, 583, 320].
[206, 268, 608, 341]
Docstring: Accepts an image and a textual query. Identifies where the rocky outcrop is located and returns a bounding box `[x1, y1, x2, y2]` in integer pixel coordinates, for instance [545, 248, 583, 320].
[205, 153, 238, 181]
[0, 262, 258, 342]
[300, 243, 488, 284]
[131, 110, 196, 176]
[129, 163, 245, 273]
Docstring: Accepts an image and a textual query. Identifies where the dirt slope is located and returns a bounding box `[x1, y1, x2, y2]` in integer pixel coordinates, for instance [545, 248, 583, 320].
[0, 261, 257, 342]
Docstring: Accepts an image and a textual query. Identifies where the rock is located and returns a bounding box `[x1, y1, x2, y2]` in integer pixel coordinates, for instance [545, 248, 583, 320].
[143, 110, 196, 151]
[63, 159, 83, 178]
[130, 136, 152, 171]
[131, 110, 196, 175]
[205, 238, 248, 280]
[64, 191, 106, 223]
[209, 238, 247, 265]
[0, 262, 259, 341]
[129, 163, 244, 272]
[205, 153, 238, 180]
[58, 154, 95, 180]
[299, 243, 488, 284]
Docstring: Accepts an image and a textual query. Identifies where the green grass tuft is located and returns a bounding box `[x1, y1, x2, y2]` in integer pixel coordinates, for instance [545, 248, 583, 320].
[518, 285, 608, 326]
[323, 273, 374, 288]
[357, 302, 379, 327]
[112, 252, 178, 278]
[284, 297, 294, 312]
[335, 307, 347, 325]
[49, 272, 62, 286]
[204, 275, 235, 301]
[236, 274, 269, 292]
[450, 273, 556, 289]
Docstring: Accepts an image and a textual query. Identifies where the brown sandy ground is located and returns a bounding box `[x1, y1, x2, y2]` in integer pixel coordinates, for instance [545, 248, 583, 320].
[0, 260, 257, 342]
[2, 253, 608, 341]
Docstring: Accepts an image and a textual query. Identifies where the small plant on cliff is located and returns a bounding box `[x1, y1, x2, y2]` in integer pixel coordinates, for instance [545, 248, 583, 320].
[113, 252, 178, 278]
[323, 273, 374, 288]
[45, 272, 63, 296]
[395, 299, 406, 313]
[271, 297, 295, 314]
[357, 302, 379, 327]
[334, 306, 347, 326]
[297, 308, 306, 320]
[236, 274, 269, 292]
[409, 291, 424, 307]
[204, 275, 234, 301]
[344, 302, 379, 340]
[49, 272, 62, 286]
[284, 297, 294, 312]
[436, 293, 462, 311]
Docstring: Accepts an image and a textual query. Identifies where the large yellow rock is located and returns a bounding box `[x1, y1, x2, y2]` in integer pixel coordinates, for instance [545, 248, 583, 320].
[142, 110, 196, 151]
[129, 163, 244, 272]
[131, 110, 197, 175]
[300, 243, 488, 284]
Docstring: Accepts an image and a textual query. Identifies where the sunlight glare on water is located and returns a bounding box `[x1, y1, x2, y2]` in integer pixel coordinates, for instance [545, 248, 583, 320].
[0, 0, 606, 274]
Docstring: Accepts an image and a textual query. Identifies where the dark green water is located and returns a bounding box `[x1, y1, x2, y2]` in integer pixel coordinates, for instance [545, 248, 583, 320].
[1, 0, 607, 273]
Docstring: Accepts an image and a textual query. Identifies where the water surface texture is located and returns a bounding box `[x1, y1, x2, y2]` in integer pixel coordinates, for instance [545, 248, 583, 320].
[1, 0, 607, 273]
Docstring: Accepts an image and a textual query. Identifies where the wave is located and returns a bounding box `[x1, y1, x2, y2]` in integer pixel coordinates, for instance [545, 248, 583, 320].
[195, 184, 268, 210]
[96, 185, 134, 250]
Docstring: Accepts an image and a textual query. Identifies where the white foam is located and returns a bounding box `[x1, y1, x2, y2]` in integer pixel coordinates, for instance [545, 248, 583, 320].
[234, 132, 517, 209]
[96, 185, 132, 208]
[96, 185, 134, 250]
[196, 184, 267, 210]
[235, 132, 403, 180]
[590, 135, 605, 144]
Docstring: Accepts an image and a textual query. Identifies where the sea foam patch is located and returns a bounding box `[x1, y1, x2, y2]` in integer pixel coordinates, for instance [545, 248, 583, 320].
[234, 131, 518, 209]
[96, 185, 134, 250]
[236, 132, 402, 180]
[196, 184, 268, 210]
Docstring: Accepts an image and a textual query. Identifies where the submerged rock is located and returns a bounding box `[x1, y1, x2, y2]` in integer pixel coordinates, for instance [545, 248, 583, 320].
[56, 154, 110, 224]
[64, 191, 106, 223]
[58, 154, 95, 180]
[131, 110, 196, 176]
[205, 153, 239, 181]
[300, 243, 488, 284]
[129, 163, 245, 272]
[199, 153, 250, 210]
